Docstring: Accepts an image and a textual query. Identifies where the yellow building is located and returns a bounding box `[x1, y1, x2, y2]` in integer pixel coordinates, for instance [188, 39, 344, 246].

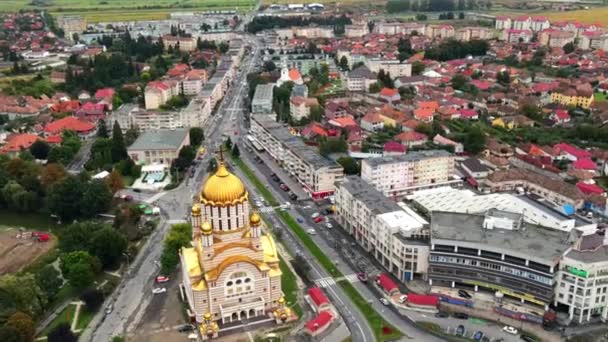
[491, 117, 515, 130]
[180, 153, 290, 331]
[550, 89, 594, 109]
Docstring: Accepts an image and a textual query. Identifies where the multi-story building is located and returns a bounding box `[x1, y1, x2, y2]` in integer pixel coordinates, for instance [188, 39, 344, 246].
[502, 29, 533, 43]
[539, 29, 575, 48]
[144, 80, 180, 109]
[57, 16, 87, 40]
[455, 27, 492, 42]
[555, 232, 608, 323]
[346, 65, 377, 92]
[365, 59, 412, 78]
[182, 69, 208, 95]
[251, 84, 274, 115]
[127, 128, 190, 165]
[495, 16, 512, 30]
[512, 16, 532, 31]
[334, 176, 430, 282]
[293, 26, 334, 39]
[163, 35, 196, 52]
[250, 115, 344, 199]
[289, 96, 318, 121]
[429, 209, 579, 309]
[180, 156, 290, 329]
[550, 86, 594, 109]
[373, 22, 426, 36]
[201, 79, 224, 110]
[531, 16, 551, 32]
[361, 150, 456, 198]
[345, 24, 369, 38]
[425, 24, 455, 39]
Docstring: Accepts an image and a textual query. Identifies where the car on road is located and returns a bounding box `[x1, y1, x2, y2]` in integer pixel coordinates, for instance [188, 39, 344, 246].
[311, 212, 320, 219]
[356, 272, 368, 283]
[177, 324, 195, 333]
[307, 229, 316, 235]
[152, 287, 167, 294]
[105, 304, 113, 315]
[314, 216, 324, 223]
[379, 298, 390, 305]
[435, 311, 449, 318]
[289, 193, 298, 200]
[296, 217, 304, 223]
[502, 326, 518, 335]
[458, 290, 472, 299]
[255, 201, 263, 207]
[473, 331, 484, 341]
[279, 184, 290, 192]
[156, 276, 170, 283]
[453, 312, 469, 319]
[133, 188, 141, 193]
[456, 325, 465, 337]
[325, 223, 333, 229]
[520, 334, 537, 342]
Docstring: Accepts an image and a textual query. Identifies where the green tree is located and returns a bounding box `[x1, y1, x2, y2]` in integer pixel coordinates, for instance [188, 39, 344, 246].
[563, 41, 575, 54]
[310, 105, 324, 122]
[231, 144, 240, 158]
[47, 176, 84, 222]
[97, 119, 109, 138]
[0, 273, 47, 318]
[339, 56, 349, 71]
[463, 125, 486, 154]
[225, 137, 233, 149]
[173, 145, 196, 171]
[124, 128, 138, 147]
[81, 179, 112, 217]
[189, 127, 204, 147]
[207, 158, 218, 173]
[59, 222, 103, 253]
[451, 74, 469, 90]
[80, 288, 104, 312]
[111, 121, 128, 163]
[6, 311, 35, 342]
[0, 326, 21, 342]
[89, 227, 127, 269]
[337, 157, 360, 175]
[160, 223, 192, 274]
[29, 140, 50, 160]
[36, 265, 63, 300]
[496, 70, 510, 86]
[60, 251, 100, 290]
[47, 323, 77, 342]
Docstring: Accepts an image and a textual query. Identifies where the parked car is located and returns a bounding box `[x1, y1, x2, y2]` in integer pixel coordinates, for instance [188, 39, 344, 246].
[307, 229, 316, 235]
[456, 325, 465, 337]
[435, 311, 449, 318]
[379, 298, 389, 305]
[325, 223, 333, 229]
[311, 212, 320, 219]
[314, 216, 324, 223]
[453, 312, 469, 319]
[356, 272, 368, 283]
[520, 334, 537, 342]
[289, 193, 298, 200]
[473, 331, 484, 341]
[156, 276, 170, 283]
[177, 324, 195, 333]
[502, 326, 518, 335]
[152, 287, 167, 294]
[296, 217, 304, 223]
[323, 208, 333, 215]
[280, 184, 289, 192]
[105, 304, 113, 315]
[458, 290, 472, 299]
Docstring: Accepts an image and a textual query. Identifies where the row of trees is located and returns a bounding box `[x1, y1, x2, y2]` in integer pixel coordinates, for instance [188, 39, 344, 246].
[425, 39, 489, 61]
[246, 15, 352, 34]
[387, 0, 486, 12]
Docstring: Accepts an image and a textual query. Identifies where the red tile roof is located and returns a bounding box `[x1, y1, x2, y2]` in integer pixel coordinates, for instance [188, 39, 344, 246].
[288, 68, 302, 81]
[308, 287, 329, 308]
[305, 311, 333, 332]
[379, 87, 399, 97]
[376, 274, 398, 294]
[554, 143, 591, 159]
[383, 141, 406, 153]
[45, 135, 63, 144]
[406, 294, 439, 307]
[553, 109, 570, 121]
[576, 182, 604, 195]
[395, 131, 428, 142]
[44, 116, 95, 135]
[94, 88, 115, 100]
[0, 133, 39, 153]
[414, 108, 434, 121]
[573, 158, 596, 170]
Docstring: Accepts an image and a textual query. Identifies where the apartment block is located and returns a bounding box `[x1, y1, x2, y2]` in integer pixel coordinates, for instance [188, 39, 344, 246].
[252, 84, 274, 114]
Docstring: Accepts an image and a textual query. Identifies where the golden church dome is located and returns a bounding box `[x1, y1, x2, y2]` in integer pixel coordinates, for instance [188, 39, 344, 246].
[201, 162, 247, 205]
[201, 221, 213, 235]
[191, 204, 201, 215]
[250, 212, 261, 226]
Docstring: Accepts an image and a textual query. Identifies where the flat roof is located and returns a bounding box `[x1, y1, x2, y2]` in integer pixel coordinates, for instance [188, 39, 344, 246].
[252, 84, 274, 104]
[254, 115, 340, 169]
[364, 150, 452, 168]
[431, 211, 578, 262]
[128, 129, 188, 151]
[339, 176, 402, 215]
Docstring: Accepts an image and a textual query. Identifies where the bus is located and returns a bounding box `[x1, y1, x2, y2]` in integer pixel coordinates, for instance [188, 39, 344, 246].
[247, 134, 265, 152]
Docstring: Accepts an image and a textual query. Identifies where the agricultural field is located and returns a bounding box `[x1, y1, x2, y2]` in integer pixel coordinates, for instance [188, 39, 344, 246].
[539, 7, 608, 26]
[263, 0, 376, 5]
[0, 228, 56, 275]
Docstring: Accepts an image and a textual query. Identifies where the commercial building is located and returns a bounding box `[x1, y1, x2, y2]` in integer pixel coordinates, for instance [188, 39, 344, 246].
[251, 84, 274, 114]
[127, 129, 190, 165]
[361, 150, 457, 198]
[250, 115, 343, 199]
[429, 210, 580, 309]
[180, 156, 292, 329]
[334, 176, 430, 282]
[555, 232, 608, 323]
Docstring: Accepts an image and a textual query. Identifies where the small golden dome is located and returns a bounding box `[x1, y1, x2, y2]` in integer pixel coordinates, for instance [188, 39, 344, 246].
[204, 312, 211, 320]
[201, 162, 247, 205]
[201, 221, 212, 235]
[278, 297, 285, 304]
[250, 212, 261, 226]
[191, 204, 201, 215]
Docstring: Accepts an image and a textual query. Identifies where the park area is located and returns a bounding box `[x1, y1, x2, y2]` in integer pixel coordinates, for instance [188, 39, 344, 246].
[1, 0, 256, 22]
[0, 227, 56, 275]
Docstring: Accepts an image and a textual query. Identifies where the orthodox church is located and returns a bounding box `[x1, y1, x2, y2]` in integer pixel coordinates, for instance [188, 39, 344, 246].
[180, 153, 292, 339]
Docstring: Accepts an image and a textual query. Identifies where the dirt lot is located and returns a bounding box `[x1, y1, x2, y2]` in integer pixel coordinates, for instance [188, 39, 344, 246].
[0, 228, 56, 275]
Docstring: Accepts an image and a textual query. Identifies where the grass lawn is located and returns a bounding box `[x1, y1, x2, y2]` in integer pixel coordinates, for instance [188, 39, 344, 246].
[595, 92, 607, 102]
[415, 321, 471, 342]
[231, 155, 402, 341]
[40, 303, 77, 337]
[279, 255, 303, 317]
[76, 307, 95, 331]
[1, 0, 255, 12]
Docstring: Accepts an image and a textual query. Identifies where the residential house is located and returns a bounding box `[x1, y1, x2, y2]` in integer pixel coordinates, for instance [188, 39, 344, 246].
[379, 88, 400, 104]
[512, 16, 532, 31]
[290, 96, 319, 121]
[433, 134, 463, 154]
[361, 113, 384, 132]
[551, 85, 594, 109]
[44, 116, 96, 139]
[550, 109, 571, 125]
[495, 16, 512, 30]
[75, 102, 106, 121]
[324, 99, 349, 120]
[531, 16, 551, 32]
[182, 69, 208, 95]
[144, 80, 180, 110]
[394, 131, 428, 148]
[346, 65, 377, 92]
[502, 29, 533, 43]
[0, 133, 40, 156]
[553, 143, 592, 161]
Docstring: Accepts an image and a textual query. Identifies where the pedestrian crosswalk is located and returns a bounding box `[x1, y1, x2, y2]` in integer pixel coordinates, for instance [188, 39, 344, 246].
[314, 274, 361, 288]
[258, 206, 275, 213]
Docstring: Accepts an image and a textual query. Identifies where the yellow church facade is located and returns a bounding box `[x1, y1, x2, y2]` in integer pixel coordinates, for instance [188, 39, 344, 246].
[179, 157, 287, 330]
